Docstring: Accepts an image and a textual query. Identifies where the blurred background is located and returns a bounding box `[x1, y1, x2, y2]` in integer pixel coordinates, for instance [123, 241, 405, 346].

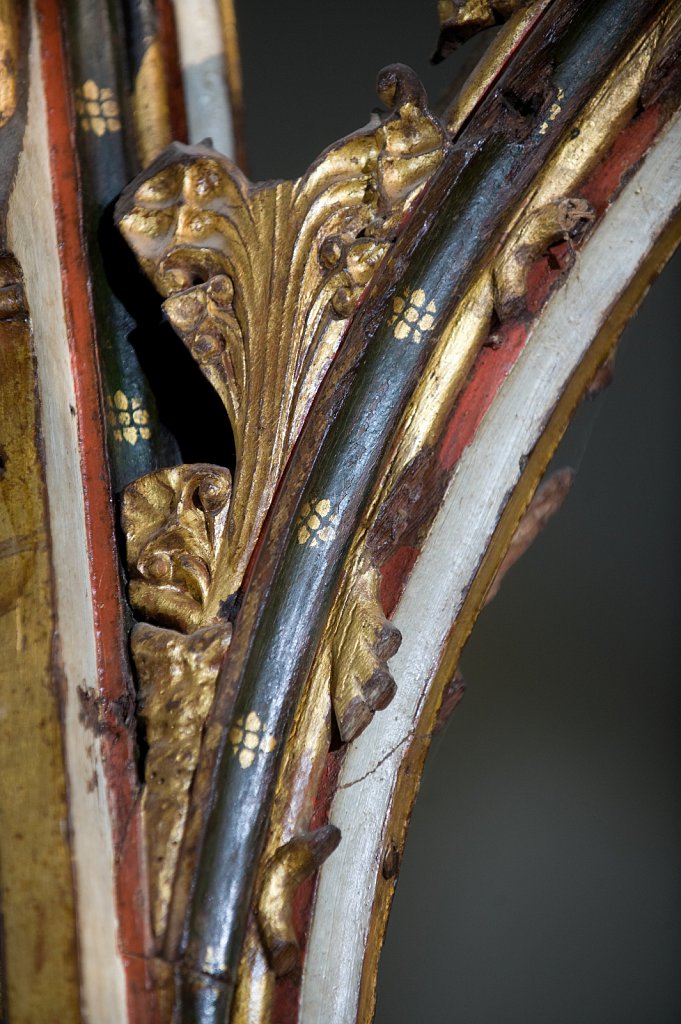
[235, 3, 681, 1021]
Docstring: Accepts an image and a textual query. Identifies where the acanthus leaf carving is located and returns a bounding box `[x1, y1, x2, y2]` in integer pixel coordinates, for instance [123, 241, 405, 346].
[116, 63, 445, 947]
[132, 621, 232, 941]
[117, 63, 447, 612]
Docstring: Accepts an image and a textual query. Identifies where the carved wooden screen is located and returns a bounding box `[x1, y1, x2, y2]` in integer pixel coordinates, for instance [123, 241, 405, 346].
[0, 2, 679, 1023]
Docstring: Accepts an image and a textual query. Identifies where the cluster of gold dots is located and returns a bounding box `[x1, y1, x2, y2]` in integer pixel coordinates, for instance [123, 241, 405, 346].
[297, 498, 339, 547]
[229, 712, 277, 769]
[106, 390, 151, 446]
[75, 80, 121, 136]
[389, 288, 436, 343]
[539, 87, 565, 135]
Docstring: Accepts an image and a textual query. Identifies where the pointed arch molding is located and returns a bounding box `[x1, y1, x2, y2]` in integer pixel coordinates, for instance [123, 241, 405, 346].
[109, 2, 680, 1021]
[1, 1, 679, 1022]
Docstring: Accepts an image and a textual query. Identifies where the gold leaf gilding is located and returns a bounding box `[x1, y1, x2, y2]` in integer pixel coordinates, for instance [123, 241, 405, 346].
[229, 711, 277, 770]
[256, 825, 341, 977]
[133, 621, 232, 940]
[122, 464, 232, 633]
[0, 0, 18, 129]
[434, 0, 532, 59]
[118, 65, 447, 610]
[133, 40, 171, 166]
[117, 64, 446, 948]
[328, 556, 402, 742]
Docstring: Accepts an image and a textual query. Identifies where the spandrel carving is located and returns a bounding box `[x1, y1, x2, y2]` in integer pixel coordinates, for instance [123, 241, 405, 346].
[117, 63, 446, 946]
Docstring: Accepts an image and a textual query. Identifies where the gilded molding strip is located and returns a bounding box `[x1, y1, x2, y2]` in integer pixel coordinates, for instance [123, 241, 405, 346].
[0, 261, 82, 1024]
[434, 0, 534, 60]
[443, 0, 552, 134]
[123, 0, 173, 166]
[218, 0, 248, 170]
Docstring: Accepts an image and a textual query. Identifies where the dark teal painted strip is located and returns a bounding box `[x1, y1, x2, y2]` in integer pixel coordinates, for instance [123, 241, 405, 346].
[178, 1, 662, 1018]
[64, 0, 179, 491]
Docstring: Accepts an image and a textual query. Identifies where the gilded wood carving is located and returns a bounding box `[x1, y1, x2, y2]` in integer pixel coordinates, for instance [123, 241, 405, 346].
[117, 64, 448, 947]
[110, 4, 681, 1019]
[1, 1, 680, 1021]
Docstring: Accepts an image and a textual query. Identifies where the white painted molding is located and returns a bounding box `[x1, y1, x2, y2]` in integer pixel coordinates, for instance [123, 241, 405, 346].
[300, 107, 681, 1024]
[6, 10, 129, 1022]
[171, 0, 235, 158]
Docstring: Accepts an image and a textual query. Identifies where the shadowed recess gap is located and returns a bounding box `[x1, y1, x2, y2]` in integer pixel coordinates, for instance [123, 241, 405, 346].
[100, 199, 235, 471]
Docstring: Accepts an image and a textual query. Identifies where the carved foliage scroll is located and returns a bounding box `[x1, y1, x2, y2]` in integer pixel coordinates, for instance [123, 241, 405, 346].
[117, 65, 447, 943]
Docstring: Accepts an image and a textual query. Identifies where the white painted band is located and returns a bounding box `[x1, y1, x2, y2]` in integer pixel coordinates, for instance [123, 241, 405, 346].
[171, 0, 235, 159]
[300, 108, 681, 1024]
[6, 9, 129, 1022]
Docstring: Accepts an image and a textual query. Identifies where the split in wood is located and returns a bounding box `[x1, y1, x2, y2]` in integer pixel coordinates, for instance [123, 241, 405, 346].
[257, 824, 341, 977]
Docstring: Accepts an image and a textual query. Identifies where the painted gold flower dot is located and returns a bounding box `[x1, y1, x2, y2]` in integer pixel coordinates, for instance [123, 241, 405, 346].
[107, 390, 153, 446]
[75, 80, 121, 136]
[388, 288, 437, 343]
[297, 498, 340, 547]
[229, 712, 277, 769]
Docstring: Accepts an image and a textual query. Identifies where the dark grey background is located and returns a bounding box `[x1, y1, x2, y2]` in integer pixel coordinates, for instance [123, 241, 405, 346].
[235, 4, 681, 1021]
